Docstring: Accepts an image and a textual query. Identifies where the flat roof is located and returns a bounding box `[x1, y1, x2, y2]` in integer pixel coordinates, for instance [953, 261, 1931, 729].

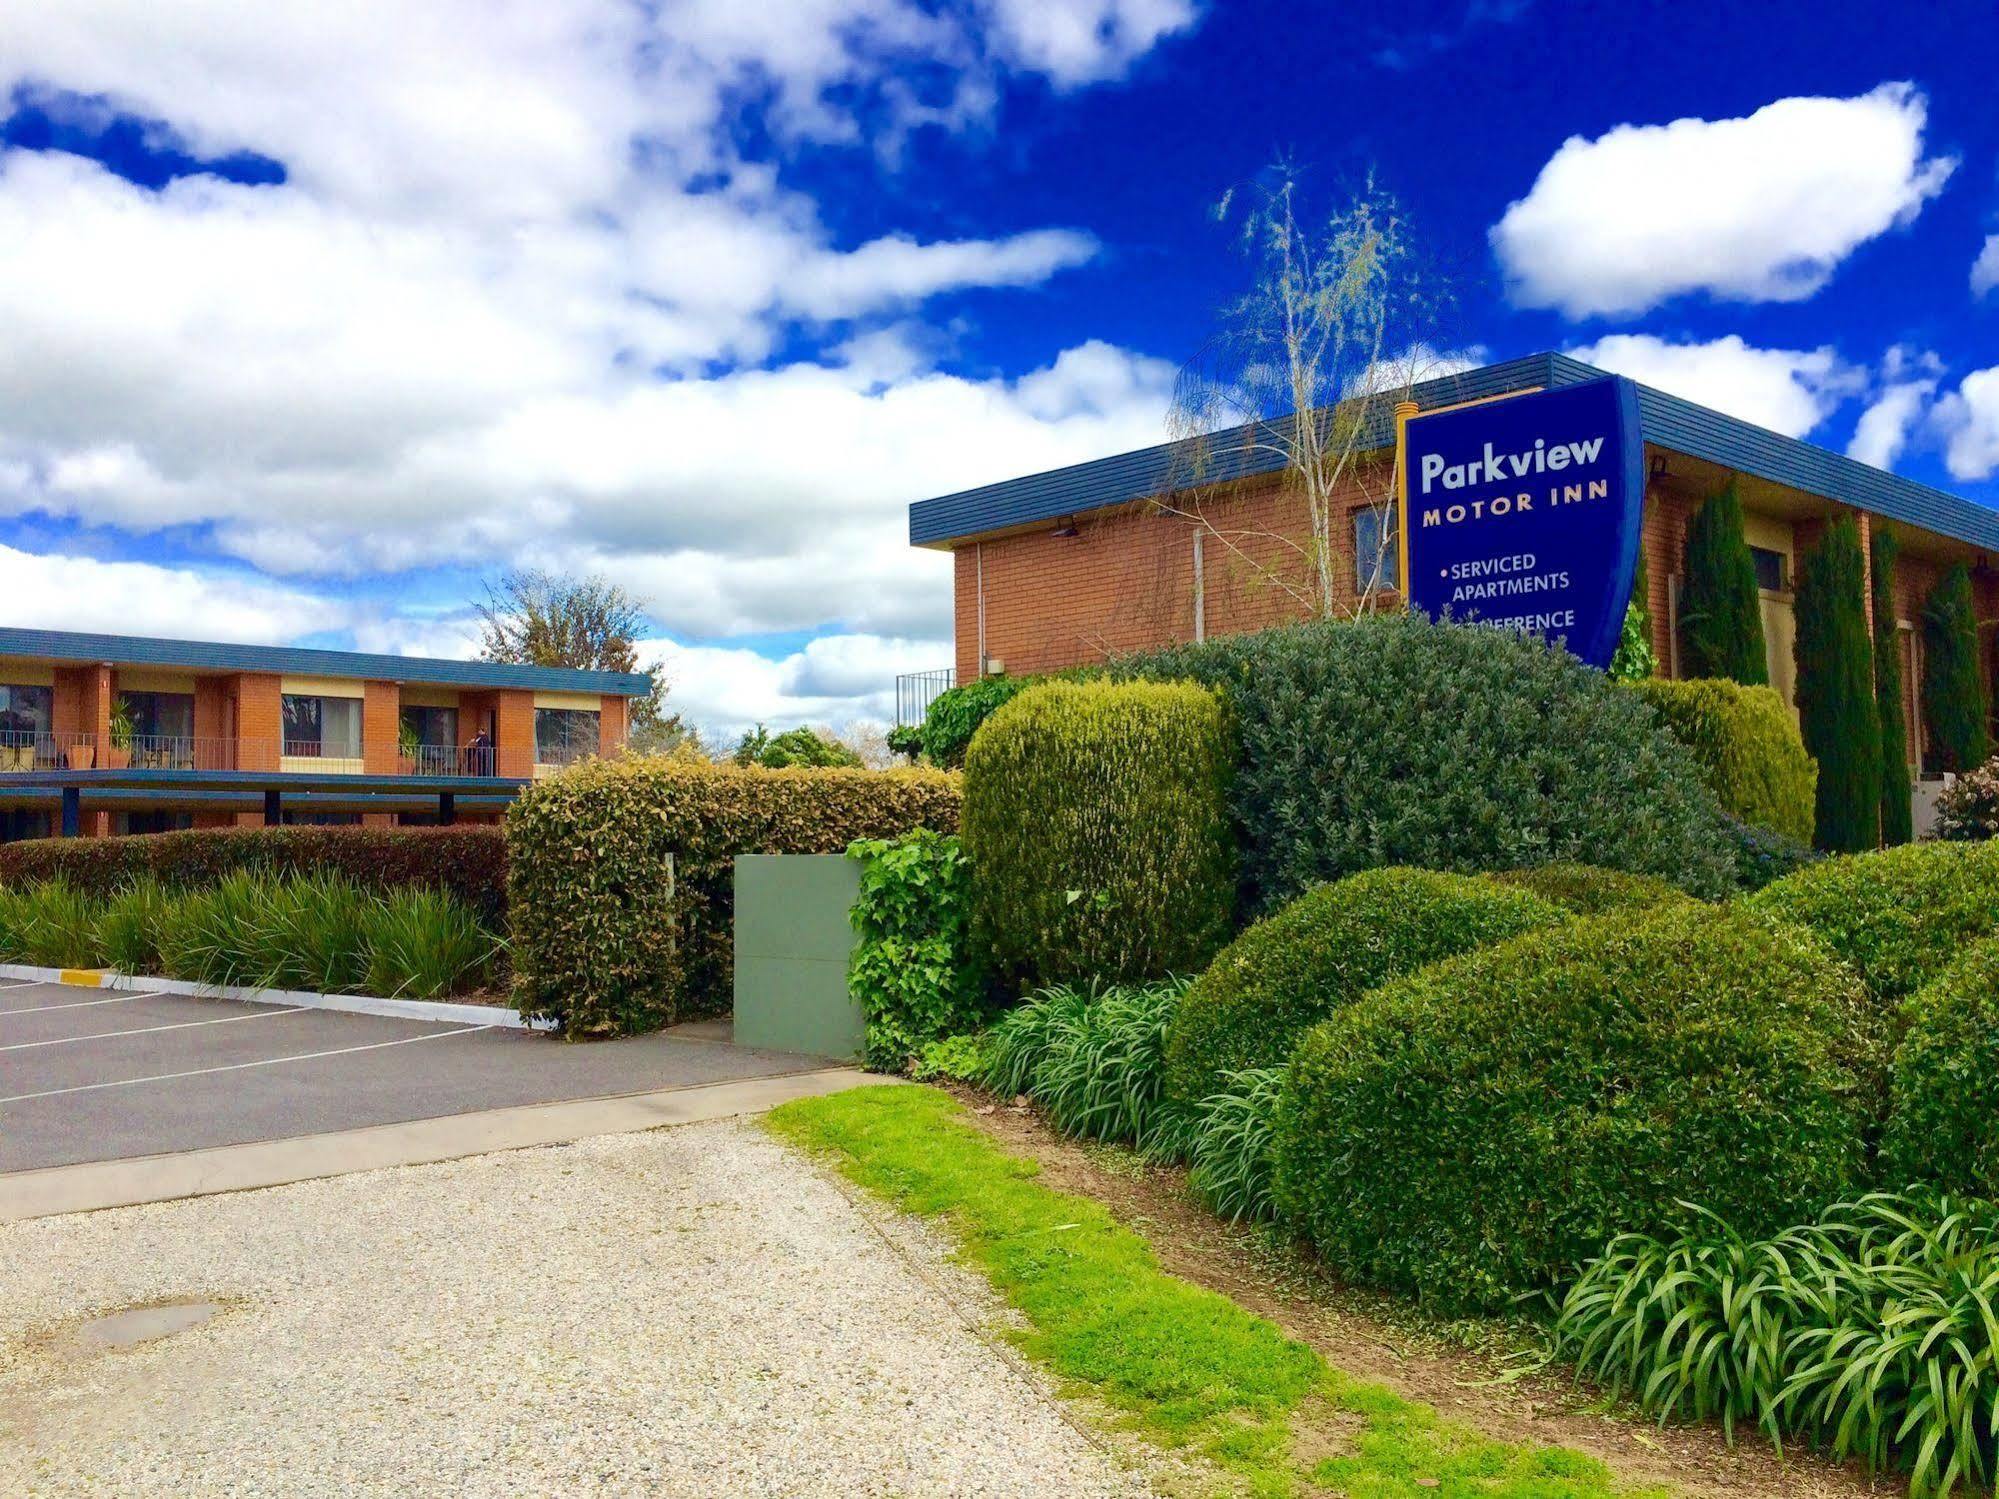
[908, 351, 1999, 555]
[0, 626, 653, 696]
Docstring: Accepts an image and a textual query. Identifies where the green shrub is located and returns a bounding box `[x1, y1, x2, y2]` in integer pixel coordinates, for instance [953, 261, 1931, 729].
[1623, 677, 1816, 844]
[1923, 562, 1991, 774]
[1556, 1189, 1999, 1497]
[0, 825, 508, 923]
[848, 830, 985, 1072]
[1116, 613, 1737, 911]
[508, 757, 959, 1034]
[1719, 812, 1819, 891]
[1872, 529, 1914, 845]
[1187, 1065, 1286, 1224]
[1935, 755, 1999, 841]
[1162, 867, 1564, 1108]
[1677, 481, 1767, 685]
[976, 978, 1188, 1150]
[733, 724, 863, 769]
[1794, 517, 1880, 851]
[1606, 552, 1656, 682]
[95, 876, 171, 974]
[1275, 903, 1877, 1312]
[963, 679, 1234, 989]
[0, 879, 99, 968]
[1744, 840, 1999, 1004]
[910, 1032, 988, 1083]
[1488, 862, 1695, 916]
[918, 674, 1042, 768]
[1885, 937, 1999, 1195]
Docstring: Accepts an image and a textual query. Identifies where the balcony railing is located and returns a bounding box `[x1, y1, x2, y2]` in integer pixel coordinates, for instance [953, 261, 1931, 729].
[895, 667, 955, 727]
[0, 734, 548, 778]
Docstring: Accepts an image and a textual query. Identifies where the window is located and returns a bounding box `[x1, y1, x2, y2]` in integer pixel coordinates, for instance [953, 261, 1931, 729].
[0, 685, 52, 768]
[122, 692, 197, 766]
[1750, 545, 1789, 593]
[1353, 507, 1399, 593]
[535, 707, 600, 766]
[282, 694, 363, 761]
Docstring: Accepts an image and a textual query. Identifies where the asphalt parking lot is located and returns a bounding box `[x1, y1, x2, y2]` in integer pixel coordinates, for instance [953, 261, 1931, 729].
[0, 979, 827, 1173]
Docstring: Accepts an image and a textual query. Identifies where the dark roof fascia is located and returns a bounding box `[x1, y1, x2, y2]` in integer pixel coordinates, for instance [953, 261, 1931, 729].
[0, 627, 652, 696]
[910, 351, 1999, 555]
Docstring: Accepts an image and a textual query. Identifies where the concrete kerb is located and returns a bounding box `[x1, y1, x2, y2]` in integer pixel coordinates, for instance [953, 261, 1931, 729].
[0, 1068, 899, 1221]
[0, 962, 544, 1031]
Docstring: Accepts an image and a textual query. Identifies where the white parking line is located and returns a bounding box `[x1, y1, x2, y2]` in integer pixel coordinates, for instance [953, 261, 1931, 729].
[0, 978, 43, 991]
[0, 1024, 491, 1104]
[0, 991, 166, 1015]
[0, 1006, 310, 1052]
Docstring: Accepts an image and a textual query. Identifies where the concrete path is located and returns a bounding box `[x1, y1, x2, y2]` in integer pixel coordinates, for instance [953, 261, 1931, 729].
[0, 1121, 1148, 1498]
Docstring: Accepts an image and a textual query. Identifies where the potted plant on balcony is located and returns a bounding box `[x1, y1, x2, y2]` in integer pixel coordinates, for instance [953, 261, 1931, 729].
[101, 696, 134, 770]
[398, 718, 422, 776]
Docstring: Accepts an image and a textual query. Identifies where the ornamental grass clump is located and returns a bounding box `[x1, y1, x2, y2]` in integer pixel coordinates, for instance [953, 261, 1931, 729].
[1555, 1189, 1999, 1498]
[1186, 1065, 1286, 1224]
[962, 678, 1234, 990]
[95, 875, 173, 975]
[978, 978, 1188, 1151]
[365, 886, 498, 999]
[1274, 902, 1879, 1313]
[1161, 867, 1564, 1109]
[0, 878, 100, 968]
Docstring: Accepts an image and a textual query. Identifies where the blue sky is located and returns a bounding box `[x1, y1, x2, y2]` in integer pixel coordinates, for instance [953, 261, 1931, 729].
[0, 0, 1995, 739]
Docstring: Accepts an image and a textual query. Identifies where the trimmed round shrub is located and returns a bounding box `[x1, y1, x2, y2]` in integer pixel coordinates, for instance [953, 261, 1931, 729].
[1885, 937, 1999, 1195]
[1161, 867, 1563, 1108]
[1489, 862, 1697, 916]
[963, 678, 1234, 989]
[1743, 840, 1999, 1004]
[1274, 903, 1878, 1312]
[1623, 677, 1817, 845]
[1115, 613, 1737, 909]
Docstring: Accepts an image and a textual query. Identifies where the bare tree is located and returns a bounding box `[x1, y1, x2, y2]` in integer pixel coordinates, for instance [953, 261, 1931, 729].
[1164, 168, 1451, 620]
[477, 569, 688, 750]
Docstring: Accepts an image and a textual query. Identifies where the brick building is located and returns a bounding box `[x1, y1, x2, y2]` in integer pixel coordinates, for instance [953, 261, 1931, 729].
[906, 352, 1999, 783]
[0, 628, 649, 839]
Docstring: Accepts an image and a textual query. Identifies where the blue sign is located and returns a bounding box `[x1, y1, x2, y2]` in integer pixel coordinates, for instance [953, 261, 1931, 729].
[1399, 377, 1644, 670]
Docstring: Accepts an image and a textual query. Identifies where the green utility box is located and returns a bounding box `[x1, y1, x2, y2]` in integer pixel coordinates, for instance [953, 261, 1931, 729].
[732, 854, 864, 1060]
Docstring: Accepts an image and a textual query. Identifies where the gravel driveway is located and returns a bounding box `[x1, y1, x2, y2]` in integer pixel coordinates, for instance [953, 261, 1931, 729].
[0, 1121, 1150, 1497]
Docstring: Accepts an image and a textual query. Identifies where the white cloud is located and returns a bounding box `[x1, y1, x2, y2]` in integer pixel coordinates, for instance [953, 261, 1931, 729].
[1935, 367, 1999, 481]
[1974, 235, 1999, 298]
[1345, 342, 1489, 397]
[0, 545, 345, 643]
[641, 631, 951, 742]
[1847, 347, 1943, 471]
[1495, 83, 1956, 318]
[1567, 334, 1862, 438]
[0, 1, 1190, 686]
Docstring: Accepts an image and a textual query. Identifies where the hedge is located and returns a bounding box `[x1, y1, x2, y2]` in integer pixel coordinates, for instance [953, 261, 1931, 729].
[962, 678, 1234, 989]
[1274, 903, 1877, 1312]
[1488, 862, 1697, 916]
[1115, 613, 1737, 910]
[1885, 937, 1999, 1197]
[1161, 868, 1564, 1109]
[1623, 678, 1816, 845]
[0, 825, 508, 925]
[507, 758, 960, 1035]
[1743, 840, 1999, 1006]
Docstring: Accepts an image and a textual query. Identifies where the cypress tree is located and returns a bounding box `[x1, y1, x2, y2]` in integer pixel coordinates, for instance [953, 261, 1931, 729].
[1921, 562, 1992, 773]
[1871, 529, 1913, 844]
[1793, 517, 1879, 852]
[1678, 482, 1767, 685]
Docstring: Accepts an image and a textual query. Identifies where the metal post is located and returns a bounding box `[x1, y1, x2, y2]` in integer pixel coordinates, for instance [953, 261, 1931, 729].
[438, 791, 456, 826]
[263, 788, 281, 826]
[60, 786, 79, 838]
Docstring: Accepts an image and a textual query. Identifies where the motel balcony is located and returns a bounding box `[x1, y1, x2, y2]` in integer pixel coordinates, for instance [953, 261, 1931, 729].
[0, 735, 584, 780]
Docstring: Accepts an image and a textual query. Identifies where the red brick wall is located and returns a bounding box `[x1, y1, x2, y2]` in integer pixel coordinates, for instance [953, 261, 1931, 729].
[362, 681, 399, 774]
[598, 694, 628, 756]
[235, 673, 282, 771]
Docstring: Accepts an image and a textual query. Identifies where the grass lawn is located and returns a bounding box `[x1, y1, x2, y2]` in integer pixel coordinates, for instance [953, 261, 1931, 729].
[767, 1085, 1666, 1499]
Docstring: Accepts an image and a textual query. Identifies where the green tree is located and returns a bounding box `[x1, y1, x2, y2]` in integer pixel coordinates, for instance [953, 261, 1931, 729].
[478, 569, 688, 751]
[1607, 552, 1657, 681]
[1921, 562, 1992, 773]
[1678, 483, 1767, 685]
[1793, 517, 1879, 851]
[1871, 529, 1913, 844]
[733, 724, 862, 769]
